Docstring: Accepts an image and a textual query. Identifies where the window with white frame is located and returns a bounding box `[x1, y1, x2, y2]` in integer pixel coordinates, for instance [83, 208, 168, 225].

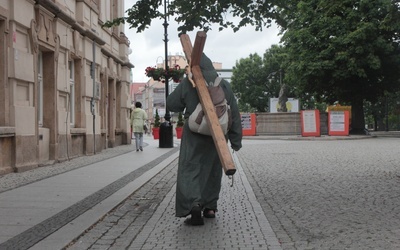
[69, 60, 75, 126]
[37, 51, 43, 126]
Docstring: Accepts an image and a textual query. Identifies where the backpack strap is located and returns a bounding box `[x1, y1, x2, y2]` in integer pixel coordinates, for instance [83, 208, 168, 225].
[207, 77, 222, 87]
[214, 77, 222, 87]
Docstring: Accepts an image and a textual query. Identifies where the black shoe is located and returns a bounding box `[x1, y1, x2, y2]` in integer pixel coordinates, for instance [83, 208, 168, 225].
[136, 149, 139, 151]
[203, 208, 216, 218]
[140, 147, 143, 151]
[184, 205, 204, 225]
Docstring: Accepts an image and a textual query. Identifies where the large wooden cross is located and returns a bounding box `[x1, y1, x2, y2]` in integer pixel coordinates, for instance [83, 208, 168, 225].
[180, 31, 236, 176]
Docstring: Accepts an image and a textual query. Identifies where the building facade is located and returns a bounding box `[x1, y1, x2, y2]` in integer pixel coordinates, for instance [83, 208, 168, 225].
[131, 81, 163, 126]
[0, 0, 133, 175]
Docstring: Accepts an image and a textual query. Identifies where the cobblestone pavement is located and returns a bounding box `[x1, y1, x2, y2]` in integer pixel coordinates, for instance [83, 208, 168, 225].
[66, 155, 281, 250]
[3, 137, 400, 250]
[237, 137, 400, 250]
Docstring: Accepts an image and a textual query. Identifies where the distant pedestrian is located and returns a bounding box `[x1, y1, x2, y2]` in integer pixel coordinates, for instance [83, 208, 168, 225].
[167, 53, 242, 225]
[130, 102, 147, 151]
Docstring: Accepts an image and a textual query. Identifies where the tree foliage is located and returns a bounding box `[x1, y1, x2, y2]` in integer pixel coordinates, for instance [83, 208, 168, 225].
[280, 0, 400, 132]
[231, 45, 288, 112]
[109, 0, 400, 132]
[231, 53, 268, 112]
[104, 0, 279, 33]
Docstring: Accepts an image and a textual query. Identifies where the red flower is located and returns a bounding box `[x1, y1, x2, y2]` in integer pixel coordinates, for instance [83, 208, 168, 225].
[144, 65, 184, 82]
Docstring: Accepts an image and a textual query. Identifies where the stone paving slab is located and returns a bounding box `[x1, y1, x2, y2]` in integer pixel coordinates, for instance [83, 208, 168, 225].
[2, 135, 399, 250]
[128, 156, 281, 250]
[30, 150, 179, 250]
[66, 153, 282, 250]
[0, 137, 179, 250]
[238, 137, 400, 250]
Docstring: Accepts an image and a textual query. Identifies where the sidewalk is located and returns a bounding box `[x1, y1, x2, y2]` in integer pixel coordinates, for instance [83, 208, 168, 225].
[127, 153, 281, 250]
[0, 135, 283, 250]
[0, 137, 179, 250]
[65, 152, 282, 250]
[1, 134, 386, 250]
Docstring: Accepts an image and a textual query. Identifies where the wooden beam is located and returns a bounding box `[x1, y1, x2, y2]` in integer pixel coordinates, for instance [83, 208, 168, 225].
[179, 33, 193, 65]
[180, 32, 236, 175]
[190, 31, 207, 66]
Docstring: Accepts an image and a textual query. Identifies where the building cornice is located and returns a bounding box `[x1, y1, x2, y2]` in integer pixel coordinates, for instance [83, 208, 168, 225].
[101, 48, 134, 69]
[35, 0, 105, 45]
[76, 0, 99, 14]
[0, 6, 9, 32]
[35, 0, 134, 67]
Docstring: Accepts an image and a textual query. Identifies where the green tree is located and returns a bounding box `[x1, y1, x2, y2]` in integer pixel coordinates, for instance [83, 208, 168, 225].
[280, 0, 400, 133]
[231, 53, 269, 112]
[105, 0, 279, 33]
[364, 91, 400, 131]
[176, 112, 184, 127]
[154, 109, 161, 127]
[231, 45, 288, 112]
[106, 0, 400, 132]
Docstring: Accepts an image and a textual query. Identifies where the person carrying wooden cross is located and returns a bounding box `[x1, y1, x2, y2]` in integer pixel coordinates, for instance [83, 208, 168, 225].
[167, 53, 242, 226]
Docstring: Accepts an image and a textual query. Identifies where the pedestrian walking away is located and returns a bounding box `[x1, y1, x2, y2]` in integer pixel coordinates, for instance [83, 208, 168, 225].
[130, 101, 148, 151]
[166, 53, 242, 226]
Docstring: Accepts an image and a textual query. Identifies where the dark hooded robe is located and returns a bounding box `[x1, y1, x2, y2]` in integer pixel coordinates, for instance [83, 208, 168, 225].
[166, 54, 242, 217]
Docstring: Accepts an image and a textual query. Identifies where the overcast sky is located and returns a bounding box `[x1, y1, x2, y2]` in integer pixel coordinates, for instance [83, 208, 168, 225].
[124, 0, 282, 83]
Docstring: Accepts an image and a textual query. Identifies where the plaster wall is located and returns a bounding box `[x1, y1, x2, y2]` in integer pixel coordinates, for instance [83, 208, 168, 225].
[9, 0, 34, 27]
[0, 0, 133, 174]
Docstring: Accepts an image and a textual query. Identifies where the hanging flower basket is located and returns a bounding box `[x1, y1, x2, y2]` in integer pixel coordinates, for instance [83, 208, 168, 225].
[145, 65, 185, 83]
[145, 66, 165, 81]
[168, 65, 185, 83]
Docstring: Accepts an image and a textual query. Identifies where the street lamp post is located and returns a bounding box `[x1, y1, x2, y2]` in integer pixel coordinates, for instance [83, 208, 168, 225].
[158, 0, 173, 148]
